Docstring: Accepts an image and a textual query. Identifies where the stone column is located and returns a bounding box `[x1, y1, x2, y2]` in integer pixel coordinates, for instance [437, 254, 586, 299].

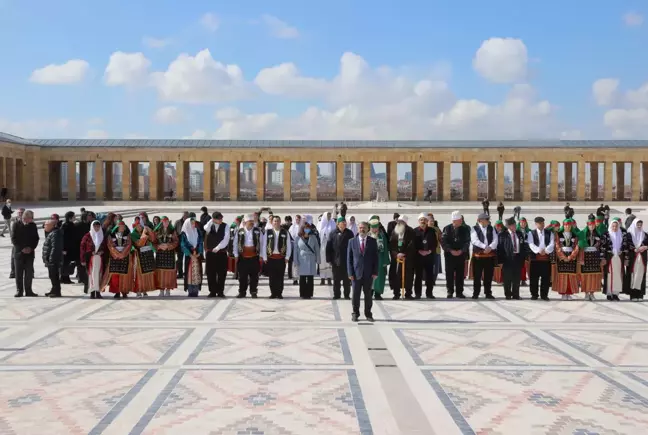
[362, 161, 371, 201]
[149, 161, 159, 201]
[95, 160, 104, 201]
[122, 160, 131, 201]
[632, 161, 640, 201]
[550, 161, 559, 201]
[105, 162, 113, 200]
[203, 160, 212, 202]
[0, 157, 4, 189]
[130, 162, 140, 200]
[577, 162, 585, 201]
[616, 162, 625, 200]
[157, 162, 165, 200]
[79, 162, 88, 200]
[488, 162, 496, 200]
[604, 161, 613, 201]
[496, 161, 505, 201]
[283, 159, 291, 201]
[336, 159, 344, 201]
[310, 161, 318, 201]
[415, 160, 424, 201]
[513, 162, 520, 201]
[67, 160, 76, 202]
[229, 161, 238, 201]
[183, 161, 190, 201]
[442, 162, 451, 201]
[564, 163, 573, 200]
[465, 162, 474, 201]
[256, 160, 265, 201]
[643, 163, 648, 201]
[388, 162, 397, 201]
[590, 163, 599, 200]
[175, 159, 184, 201]
[539, 163, 547, 201]
[14, 159, 24, 201]
[5, 158, 14, 198]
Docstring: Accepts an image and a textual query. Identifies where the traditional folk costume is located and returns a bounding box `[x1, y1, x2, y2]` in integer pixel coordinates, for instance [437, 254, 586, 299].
[602, 219, 628, 300]
[317, 212, 335, 284]
[554, 219, 580, 299]
[369, 219, 390, 297]
[548, 220, 560, 286]
[493, 221, 504, 284]
[102, 222, 133, 298]
[577, 219, 605, 301]
[233, 215, 263, 298]
[204, 214, 231, 298]
[180, 218, 204, 297]
[80, 220, 107, 299]
[470, 214, 498, 299]
[517, 218, 531, 285]
[262, 223, 291, 299]
[131, 220, 157, 297]
[154, 217, 178, 296]
[289, 217, 302, 284]
[389, 216, 416, 299]
[527, 217, 555, 300]
[625, 219, 648, 301]
[228, 216, 243, 276]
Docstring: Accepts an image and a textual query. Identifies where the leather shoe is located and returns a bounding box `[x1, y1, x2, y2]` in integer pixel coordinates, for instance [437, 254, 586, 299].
[366, 316, 375, 322]
[351, 313, 359, 322]
[14, 292, 23, 298]
[25, 293, 38, 297]
[485, 294, 495, 300]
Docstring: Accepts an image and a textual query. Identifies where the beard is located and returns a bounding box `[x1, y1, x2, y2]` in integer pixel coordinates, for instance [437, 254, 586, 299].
[368, 231, 378, 239]
[395, 223, 406, 235]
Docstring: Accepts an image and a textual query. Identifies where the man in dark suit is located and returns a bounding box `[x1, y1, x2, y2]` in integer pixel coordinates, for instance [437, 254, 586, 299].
[499, 217, 527, 300]
[347, 221, 379, 322]
[387, 213, 400, 240]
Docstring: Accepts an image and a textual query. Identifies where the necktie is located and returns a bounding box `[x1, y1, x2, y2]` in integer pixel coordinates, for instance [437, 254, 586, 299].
[361, 238, 365, 254]
[512, 232, 517, 253]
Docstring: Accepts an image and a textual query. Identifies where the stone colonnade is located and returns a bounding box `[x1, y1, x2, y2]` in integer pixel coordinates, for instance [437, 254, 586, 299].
[1, 143, 648, 201]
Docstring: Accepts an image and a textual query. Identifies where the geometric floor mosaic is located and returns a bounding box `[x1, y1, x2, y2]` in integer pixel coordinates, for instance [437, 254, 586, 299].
[1, 223, 648, 434]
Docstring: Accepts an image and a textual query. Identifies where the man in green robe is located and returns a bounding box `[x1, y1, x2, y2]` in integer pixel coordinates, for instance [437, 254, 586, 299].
[369, 218, 390, 299]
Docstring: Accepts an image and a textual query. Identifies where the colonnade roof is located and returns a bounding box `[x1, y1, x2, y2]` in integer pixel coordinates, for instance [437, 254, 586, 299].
[2, 130, 648, 148]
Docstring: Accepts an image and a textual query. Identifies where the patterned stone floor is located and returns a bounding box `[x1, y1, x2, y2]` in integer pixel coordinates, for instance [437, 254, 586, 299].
[1, 229, 648, 434]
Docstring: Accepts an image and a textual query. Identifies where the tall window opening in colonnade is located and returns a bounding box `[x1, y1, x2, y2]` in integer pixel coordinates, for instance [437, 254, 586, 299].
[129, 162, 150, 201]
[344, 162, 362, 201]
[370, 162, 387, 201]
[396, 163, 414, 201]
[212, 162, 229, 200]
[450, 163, 464, 201]
[531, 162, 551, 201]
[423, 163, 438, 202]
[290, 162, 310, 201]
[476, 162, 496, 200]
[612, 162, 632, 201]
[264, 162, 284, 201]
[585, 162, 604, 201]
[187, 162, 203, 201]
[558, 162, 576, 201]
[239, 162, 257, 201]
[317, 162, 336, 201]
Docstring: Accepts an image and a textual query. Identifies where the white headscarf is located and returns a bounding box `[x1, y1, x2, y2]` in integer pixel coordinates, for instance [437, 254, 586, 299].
[608, 222, 622, 255]
[348, 216, 358, 236]
[182, 218, 199, 247]
[318, 213, 335, 237]
[90, 220, 103, 250]
[628, 218, 646, 247]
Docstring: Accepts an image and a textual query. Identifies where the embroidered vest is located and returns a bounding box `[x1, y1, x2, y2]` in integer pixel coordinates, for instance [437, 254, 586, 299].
[266, 228, 288, 257]
[237, 227, 261, 255]
[472, 225, 493, 254]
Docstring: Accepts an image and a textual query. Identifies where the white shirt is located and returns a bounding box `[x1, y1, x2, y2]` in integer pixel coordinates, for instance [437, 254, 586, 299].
[470, 225, 498, 250]
[210, 223, 230, 253]
[527, 229, 555, 254]
[232, 227, 266, 258]
[262, 228, 292, 262]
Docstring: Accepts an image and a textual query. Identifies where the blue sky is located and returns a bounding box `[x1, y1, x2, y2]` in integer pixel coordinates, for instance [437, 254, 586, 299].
[0, 0, 647, 145]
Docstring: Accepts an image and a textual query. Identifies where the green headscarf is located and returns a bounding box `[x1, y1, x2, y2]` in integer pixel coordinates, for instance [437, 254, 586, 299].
[516, 217, 530, 234]
[154, 216, 174, 232]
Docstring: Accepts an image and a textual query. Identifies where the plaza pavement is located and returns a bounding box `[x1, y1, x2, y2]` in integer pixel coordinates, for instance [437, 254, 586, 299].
[0, 203, 647, 434]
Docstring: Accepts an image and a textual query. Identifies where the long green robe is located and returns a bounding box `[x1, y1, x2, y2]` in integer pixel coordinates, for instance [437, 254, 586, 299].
[372, 231, 391, 294]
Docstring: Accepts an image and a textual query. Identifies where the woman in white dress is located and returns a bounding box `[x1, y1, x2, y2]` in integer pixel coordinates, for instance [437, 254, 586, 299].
[317, 211, 336, 285]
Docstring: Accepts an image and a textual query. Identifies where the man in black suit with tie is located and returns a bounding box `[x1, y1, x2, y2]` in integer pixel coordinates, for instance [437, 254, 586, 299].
[499, 217, 527, 300]
[347, 221, 379, 322]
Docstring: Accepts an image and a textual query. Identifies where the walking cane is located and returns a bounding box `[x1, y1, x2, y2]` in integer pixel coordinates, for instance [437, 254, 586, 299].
[397, 257, 406, 298]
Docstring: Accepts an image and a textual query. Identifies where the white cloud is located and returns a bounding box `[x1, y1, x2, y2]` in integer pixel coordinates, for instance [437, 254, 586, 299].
[200, 13, 219, 32]
[261, 14, 299, 39]
[183, 129, 208, 139]
[104, 51, 151, 86]
[125, 133, 149, 139]
[153, 106, 184, 124]
[600, 79, 648, 137]
[592, 78, 619, 106]
[151, 49, 248, 103]
[626, 82, 648, 107]
[0, 118, 70, 138]
[143, 36, 172, 49]
[623, 12, 644, 27]
[29, 59, 89, 84]
[85, 129, 109, 139]
[192, 52, 561, 140]
[473, 37, 528, 84]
